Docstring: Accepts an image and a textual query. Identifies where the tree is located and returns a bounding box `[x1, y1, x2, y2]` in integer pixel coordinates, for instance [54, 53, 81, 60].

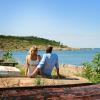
[82, 52, 100, 83]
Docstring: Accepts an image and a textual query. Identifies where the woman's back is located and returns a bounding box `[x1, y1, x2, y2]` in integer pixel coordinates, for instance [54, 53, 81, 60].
[25, 46, 41, 76]
[27, 55, 40, 75]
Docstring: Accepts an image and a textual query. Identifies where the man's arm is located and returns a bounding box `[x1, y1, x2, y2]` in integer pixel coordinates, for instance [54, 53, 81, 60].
[56, 67, 60, 77]
[55, 55, 61, 78]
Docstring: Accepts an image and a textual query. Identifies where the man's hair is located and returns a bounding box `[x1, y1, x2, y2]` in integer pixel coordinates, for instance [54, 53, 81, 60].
[46, 45, 53, 53]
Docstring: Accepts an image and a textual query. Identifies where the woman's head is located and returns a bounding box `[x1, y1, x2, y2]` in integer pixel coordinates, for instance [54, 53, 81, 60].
[29, 46, 38, 55]
[46, 45, 53, 53]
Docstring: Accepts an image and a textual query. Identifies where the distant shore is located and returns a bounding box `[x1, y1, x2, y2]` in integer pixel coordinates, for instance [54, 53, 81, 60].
[0, 35, 80, 51]
[0, 47, 81, 51]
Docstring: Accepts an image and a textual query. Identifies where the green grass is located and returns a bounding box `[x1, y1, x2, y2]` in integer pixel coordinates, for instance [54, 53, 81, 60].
[34, 75, 45, 86]
[15, 64, 25, 76]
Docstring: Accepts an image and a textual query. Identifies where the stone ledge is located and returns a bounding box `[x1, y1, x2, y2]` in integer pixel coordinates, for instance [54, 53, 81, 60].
[0, 66, 20, 76]
[0, 84, 100, 100]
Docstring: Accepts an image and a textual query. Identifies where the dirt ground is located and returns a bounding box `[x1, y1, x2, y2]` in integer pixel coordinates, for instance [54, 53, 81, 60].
[0, 65, 89, 88]
[0, 76, 89, 88]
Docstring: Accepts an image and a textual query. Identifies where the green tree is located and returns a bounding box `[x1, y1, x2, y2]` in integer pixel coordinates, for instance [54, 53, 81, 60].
[82, 52, 100, 83]
[3, 51, 16, 62]
[92, 53, 100, 74]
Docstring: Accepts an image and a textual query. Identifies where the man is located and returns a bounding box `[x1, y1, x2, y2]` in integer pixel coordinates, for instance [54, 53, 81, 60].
[29, 45, 61, 78]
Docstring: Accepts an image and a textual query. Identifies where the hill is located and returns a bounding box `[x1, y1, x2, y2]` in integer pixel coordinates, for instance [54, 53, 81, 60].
[0, 35, 74, 50]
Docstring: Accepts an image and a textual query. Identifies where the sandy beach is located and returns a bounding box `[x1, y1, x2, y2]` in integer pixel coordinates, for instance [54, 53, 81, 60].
[0, 64, 89, 88]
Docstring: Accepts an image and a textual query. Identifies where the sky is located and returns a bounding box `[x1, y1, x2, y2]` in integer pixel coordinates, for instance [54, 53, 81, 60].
[0, 0, 100, 48]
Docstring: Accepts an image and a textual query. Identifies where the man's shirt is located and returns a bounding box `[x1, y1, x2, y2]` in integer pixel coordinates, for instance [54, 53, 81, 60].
[37, 53, 59, 76]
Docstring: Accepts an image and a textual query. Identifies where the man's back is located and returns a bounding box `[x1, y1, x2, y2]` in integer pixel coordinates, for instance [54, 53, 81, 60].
[37, 53, 59, 76]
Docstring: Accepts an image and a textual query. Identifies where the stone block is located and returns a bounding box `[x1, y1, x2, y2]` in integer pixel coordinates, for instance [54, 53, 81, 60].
[0, 66, 21, 76]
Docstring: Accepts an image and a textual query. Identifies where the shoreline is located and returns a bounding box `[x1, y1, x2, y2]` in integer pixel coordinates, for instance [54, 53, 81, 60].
[0, 47, 81, 51]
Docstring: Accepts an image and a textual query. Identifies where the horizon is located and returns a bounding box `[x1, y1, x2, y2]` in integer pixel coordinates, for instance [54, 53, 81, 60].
[0, 0, 100, 48]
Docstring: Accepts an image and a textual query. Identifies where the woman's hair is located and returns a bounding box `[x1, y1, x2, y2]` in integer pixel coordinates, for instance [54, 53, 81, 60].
[46, 45, 53, 53]
[29, 45, 38, 55]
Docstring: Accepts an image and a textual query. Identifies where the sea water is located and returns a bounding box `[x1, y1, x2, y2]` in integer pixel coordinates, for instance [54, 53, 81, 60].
[11, 48, 100, 66]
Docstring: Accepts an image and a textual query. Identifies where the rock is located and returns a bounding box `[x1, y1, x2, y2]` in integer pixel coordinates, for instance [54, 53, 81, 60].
[0, 66, 21, 76]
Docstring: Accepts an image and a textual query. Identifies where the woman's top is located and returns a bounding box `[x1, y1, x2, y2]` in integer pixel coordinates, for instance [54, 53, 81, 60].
[29, 60, 39, 66]
[27, 59, 39, 75]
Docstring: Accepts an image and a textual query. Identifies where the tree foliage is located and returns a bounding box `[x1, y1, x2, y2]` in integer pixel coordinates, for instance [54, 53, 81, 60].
[3, 51, 16, 62]
[0, 35, 67, 50]
[82, 52, 100, 83]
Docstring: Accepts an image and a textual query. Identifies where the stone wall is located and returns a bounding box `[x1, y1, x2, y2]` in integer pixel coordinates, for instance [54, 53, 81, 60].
[0, 84, 100, 100]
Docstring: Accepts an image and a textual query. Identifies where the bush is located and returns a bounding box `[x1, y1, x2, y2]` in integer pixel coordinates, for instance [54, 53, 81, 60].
[92, 53, 100, 74]
[82, 62, 93, 80]
[82, 53, 100, 83]
[3, 51, 16, 62]
[15, 64, 25, 75]
[34, 75, 45, 86]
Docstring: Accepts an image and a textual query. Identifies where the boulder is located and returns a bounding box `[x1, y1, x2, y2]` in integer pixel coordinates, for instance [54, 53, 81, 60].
[0, 66, 21, 76]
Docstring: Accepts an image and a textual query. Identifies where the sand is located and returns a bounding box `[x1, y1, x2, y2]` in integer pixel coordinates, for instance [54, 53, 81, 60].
[0, 64, 89, 88]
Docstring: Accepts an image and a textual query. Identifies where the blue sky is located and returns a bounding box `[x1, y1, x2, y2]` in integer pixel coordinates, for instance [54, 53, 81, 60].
[0, 0, 100, 48]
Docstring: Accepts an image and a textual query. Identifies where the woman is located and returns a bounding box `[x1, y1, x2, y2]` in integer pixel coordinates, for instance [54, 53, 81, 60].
[25, 46, 41, 77]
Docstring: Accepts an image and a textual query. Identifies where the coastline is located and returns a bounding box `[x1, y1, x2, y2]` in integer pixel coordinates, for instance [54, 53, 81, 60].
[0, 46, 81, 51]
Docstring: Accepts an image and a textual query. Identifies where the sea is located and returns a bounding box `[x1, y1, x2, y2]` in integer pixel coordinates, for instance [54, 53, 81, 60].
[8, 48, 100, 66]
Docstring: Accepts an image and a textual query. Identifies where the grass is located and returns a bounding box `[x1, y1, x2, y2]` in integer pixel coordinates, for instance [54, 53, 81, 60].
[34, 75, 45, 86]
[15, 64, 25, 76]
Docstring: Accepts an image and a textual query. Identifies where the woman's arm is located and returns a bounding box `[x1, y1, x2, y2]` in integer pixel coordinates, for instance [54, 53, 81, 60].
[25, 55, 29, 76]
[37, 55, 41, 61]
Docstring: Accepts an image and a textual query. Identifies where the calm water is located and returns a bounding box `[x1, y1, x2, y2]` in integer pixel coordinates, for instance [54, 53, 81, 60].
[11, 48, 100, 66]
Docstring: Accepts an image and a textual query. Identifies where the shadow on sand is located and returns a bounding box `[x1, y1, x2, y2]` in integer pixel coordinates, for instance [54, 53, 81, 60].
[42, 75, 79, 80]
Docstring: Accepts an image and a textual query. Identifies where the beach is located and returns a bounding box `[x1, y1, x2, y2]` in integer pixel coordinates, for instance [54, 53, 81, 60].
[0, 64, 89, 88]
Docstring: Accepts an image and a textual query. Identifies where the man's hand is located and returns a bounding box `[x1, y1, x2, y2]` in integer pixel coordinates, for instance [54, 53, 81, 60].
[57, 74, 62, 79]
[57, 74, 66, 79]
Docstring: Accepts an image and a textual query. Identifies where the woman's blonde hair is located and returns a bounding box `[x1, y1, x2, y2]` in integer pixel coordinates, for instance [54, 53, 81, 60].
[29, 45, 38, 55]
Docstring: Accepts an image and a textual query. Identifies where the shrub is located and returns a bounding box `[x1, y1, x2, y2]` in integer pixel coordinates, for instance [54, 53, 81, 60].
[15, 64, 25, 75]
[82, 62, 93, 80]
[92, 53, 100, 74]
[82, 53, 100, 83]
[34, 75, 45, 86]
[3, 51, 16, 62]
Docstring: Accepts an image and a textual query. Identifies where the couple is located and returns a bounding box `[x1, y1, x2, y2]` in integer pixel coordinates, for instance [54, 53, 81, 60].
[25, 45, 61, 78]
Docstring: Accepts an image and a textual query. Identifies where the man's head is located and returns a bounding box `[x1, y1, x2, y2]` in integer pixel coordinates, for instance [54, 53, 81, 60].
[46, 45, 53, 53]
